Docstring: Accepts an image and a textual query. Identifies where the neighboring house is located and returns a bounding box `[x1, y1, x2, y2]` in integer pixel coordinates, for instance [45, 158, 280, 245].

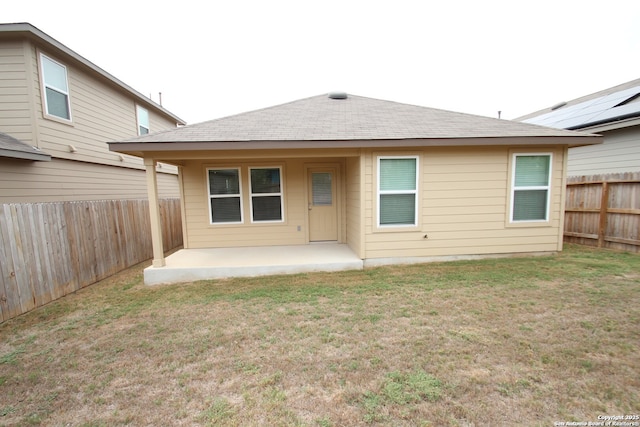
[516, 80, 640, 254]
[0, 23, 186, 203]
[109, 92, 600, 284]
[516, 78, 640, 176]
[0, 23, 186, 321]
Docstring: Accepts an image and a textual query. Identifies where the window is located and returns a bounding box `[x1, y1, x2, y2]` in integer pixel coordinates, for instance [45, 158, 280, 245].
[208, 169, 242, 224]
[511, 154, 552, 222]
[137, 106, 150, 135]
[40, 54, 71, 120]
[250, 167, 284, 222]
[377, 156, 419, 227]
[312, 173, 333, 206]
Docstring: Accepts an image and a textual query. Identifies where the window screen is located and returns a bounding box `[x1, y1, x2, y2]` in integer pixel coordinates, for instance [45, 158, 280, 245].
[137, 106, 150, 135]
[511, 155, 551, 222]
[41, 54, 71, 120]
[250, 168, 283, 222]
[378, 157, 418, 226]
[208, 169, 242, 223]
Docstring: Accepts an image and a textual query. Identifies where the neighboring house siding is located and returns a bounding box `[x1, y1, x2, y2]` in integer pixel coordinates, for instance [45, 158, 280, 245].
[0, 24, 185, 321]
[362, 146, 565, 259]
[0, 40, 32, 144]
[0, 37, 181, 204]
[0, 158, 179, 203]
[567, 127, 640, 176]
[29, 43, 176, 169]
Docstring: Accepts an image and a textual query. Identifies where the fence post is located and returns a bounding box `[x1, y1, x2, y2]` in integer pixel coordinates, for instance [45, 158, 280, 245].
[1, 198, 183, 322]
[598, 181, 609, 248]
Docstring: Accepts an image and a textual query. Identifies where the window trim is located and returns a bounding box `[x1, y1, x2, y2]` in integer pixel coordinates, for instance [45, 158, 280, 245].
[509, 152, 552, 223]
[376, 155, 420, 228]
[136, 105, 150, 135]
[249, 166, 285, 223]
[207, 167, 244, 225]
[39, 53, 72, 122]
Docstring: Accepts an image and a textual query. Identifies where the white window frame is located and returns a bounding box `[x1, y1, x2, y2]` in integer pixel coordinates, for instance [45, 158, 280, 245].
[39, 53, 72, 121]
[510, 153, 552, 223]
[249, 166, 285, 223]
[136, 105, 150, 135]
[207, 168, 244, 225]
[377, 155, 419, 228]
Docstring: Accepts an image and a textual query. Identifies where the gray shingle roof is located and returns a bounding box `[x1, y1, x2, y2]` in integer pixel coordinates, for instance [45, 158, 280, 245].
[0, 131, 51, 161]
[114, 94, 592, 146]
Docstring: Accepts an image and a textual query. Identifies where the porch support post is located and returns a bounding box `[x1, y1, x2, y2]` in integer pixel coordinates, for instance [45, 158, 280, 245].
[144, 158, 166, 267]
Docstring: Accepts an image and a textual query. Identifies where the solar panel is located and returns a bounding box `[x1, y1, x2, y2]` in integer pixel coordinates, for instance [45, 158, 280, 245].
[524, 85, 640, 129]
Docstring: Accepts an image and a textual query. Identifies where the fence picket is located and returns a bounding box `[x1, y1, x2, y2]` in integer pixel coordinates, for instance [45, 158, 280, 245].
[565, 172, 640, 252]
[0, 205, 20, 320]
[0, 199, 182, 322]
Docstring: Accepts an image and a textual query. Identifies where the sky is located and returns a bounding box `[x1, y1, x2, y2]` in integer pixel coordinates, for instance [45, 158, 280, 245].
[4, 0, 640, 125]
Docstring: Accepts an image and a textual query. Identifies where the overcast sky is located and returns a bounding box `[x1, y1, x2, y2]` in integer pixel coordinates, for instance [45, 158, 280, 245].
[5, 0, 640, 125]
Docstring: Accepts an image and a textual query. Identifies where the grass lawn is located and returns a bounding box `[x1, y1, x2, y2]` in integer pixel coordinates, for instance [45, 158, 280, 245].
[1, 245, 639, 426]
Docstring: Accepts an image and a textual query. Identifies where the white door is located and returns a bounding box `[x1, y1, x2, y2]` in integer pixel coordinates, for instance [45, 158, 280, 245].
[308, 168, 338, 242]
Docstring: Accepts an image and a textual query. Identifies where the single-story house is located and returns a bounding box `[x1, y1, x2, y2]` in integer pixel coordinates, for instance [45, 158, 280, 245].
[109, 93, 601, 285]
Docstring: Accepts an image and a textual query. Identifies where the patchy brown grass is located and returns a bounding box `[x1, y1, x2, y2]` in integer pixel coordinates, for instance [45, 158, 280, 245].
[1, 245, 639, 426]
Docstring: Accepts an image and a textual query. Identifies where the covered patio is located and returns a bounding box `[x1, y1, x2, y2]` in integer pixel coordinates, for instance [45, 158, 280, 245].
[144, 243, 363, 285]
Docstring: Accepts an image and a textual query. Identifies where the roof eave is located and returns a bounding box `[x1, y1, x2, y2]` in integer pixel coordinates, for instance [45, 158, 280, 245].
[569, 113, 640, 133]
[109, 135, 602, 156]
[0, 23, 186, 126]
[579, 116, 640, 133]
[0, 148, 52, 161]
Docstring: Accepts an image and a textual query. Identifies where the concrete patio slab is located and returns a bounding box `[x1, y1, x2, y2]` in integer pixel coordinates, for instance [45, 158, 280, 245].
[144, 244, 363, 285]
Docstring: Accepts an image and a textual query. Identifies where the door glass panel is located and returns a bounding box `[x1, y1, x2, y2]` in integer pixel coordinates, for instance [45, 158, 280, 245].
[312, 173, 332, 206]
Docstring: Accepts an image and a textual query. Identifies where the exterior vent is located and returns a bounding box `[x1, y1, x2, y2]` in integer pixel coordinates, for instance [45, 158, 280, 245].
[328, 91, 348, 100]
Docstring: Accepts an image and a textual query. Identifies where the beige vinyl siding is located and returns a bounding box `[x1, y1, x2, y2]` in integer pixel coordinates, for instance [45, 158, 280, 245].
[0, 40, 33, 143]
[568, 127, 640, 176]
[169, 143, 566, 256]
[182, 158, 305, 249]
[181, 157, 352, 249]
[28, 43, 177, 170]
[0, 158, 179, 203]
[345, 155, 363, 257]
[363, 146, 565, 259]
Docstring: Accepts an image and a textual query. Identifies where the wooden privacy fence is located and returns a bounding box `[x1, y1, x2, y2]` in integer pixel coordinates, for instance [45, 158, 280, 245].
[564, 172, 640, 253]
[0, 198, 182, 322]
